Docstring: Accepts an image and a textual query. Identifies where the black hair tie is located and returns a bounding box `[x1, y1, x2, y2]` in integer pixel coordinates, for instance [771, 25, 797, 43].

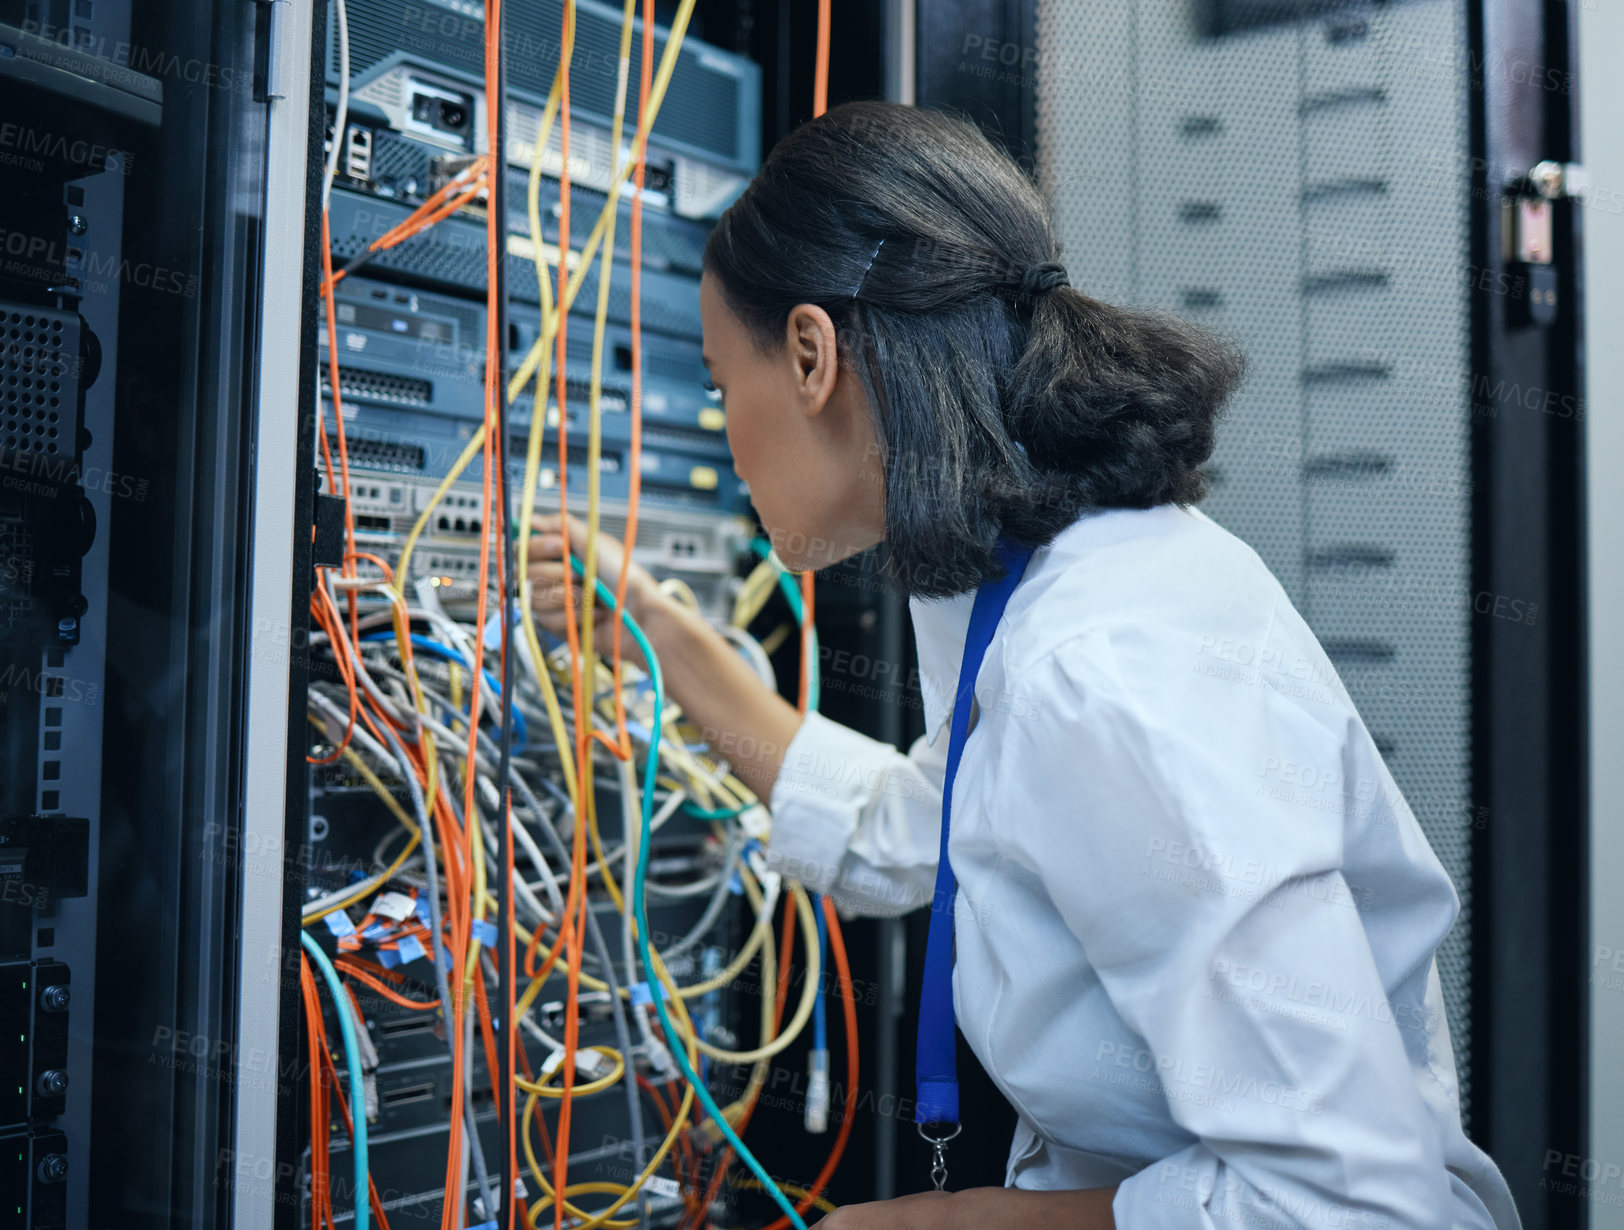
[1017, 261, 1070, 299]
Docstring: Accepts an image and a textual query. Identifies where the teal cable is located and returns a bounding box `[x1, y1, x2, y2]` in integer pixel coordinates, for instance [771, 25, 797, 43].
[679, 800, 746, 821]
[747, 536, 819, 712]
[568, 554, 811, 1230]
[301, 930, 370, 1230]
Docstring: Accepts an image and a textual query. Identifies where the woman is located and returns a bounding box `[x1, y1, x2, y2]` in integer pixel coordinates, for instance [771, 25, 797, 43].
[529, 101, 1521, 1230]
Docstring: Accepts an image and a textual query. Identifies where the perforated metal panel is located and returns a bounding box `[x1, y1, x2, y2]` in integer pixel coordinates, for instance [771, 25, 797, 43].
[1, 305, 79, 460]
[1036, 0, 1475, 1114]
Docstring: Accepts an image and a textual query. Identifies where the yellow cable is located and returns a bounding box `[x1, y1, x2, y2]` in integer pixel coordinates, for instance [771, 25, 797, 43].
[521, 1177, 639, 1230]
[514, 0, 583, 822]
[731, 558, 779, 627]
[507, 0, 700, 404]
[710, 873, 781, 1131]
[663, 884, 818, 1065]
[515, 1044, 626, 1097]
[727, 1178, 838, 1216]
[521, 938, 701, 1230]
[300, 718, 424, 923]
[513, 0, 699, 825]
[513, 853, 773, 1014]
[759, 621, 793, 657]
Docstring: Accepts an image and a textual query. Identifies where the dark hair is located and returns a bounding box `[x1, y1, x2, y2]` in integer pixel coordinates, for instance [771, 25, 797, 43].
[703, 100, 1246, 599]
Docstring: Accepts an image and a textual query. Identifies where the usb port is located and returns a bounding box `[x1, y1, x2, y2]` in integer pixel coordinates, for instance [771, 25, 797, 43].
[377, 1016, 435, 1039]
[344, 125, 373, 183]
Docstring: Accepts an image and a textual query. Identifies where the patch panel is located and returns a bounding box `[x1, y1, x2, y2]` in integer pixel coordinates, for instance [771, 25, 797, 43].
[324, 186, 708, 341]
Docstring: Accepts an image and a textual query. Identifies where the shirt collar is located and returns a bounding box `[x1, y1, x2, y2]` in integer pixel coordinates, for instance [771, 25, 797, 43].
[903, 507, 1182, 744]
[908, 589, 976, 746]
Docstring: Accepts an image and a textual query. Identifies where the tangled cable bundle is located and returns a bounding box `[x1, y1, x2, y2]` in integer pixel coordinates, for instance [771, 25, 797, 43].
[300, 2, 854, 1228]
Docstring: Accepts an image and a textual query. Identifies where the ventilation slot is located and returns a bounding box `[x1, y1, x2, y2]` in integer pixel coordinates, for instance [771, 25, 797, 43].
[321, 366, 432, 407]
[327, 434, 426, 473]
[1, 307, 77, 459]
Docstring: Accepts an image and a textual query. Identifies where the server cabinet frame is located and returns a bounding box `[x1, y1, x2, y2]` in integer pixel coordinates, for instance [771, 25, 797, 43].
[1469, 0, 1589, 1225]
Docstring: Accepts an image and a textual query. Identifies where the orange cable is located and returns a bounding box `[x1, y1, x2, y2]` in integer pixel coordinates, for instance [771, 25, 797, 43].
[301, 956, 330, 1230]
[757, 897, 858, 1230]
[813, 0, 830, 117]
[687, 892, 798, 1229]
[315, 991, 398, 1230]
[436, 5, 507, 1214]
[334, 958, 441, 1010]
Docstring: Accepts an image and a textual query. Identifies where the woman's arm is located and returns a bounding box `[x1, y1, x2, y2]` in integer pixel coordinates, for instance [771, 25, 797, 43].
[525, 512, 802, 800]
[811, 1185, 1118, 1229]
[527, 515, 948, 915]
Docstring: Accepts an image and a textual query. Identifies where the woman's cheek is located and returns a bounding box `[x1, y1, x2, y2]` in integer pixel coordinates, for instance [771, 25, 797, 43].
[722, 407, 751, 485]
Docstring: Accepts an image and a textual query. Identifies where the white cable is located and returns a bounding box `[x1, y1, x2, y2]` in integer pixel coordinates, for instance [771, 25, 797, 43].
[475, 788, 556, 925]
[322, 0, 350, 210]
[618, 756, 664, 1069]
[307, 687, 397, 771]
[716, 620, 777, 690]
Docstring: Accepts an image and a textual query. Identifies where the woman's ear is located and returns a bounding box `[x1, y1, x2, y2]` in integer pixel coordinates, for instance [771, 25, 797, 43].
[784, 302, 840, 419]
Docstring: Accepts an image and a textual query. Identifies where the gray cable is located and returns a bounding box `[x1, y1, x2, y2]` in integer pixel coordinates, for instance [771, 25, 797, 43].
[522, 759, 652, 1227]
[372, 717, 496, 1219]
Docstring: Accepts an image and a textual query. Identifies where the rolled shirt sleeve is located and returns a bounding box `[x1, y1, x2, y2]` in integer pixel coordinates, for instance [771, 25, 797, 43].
[992, 629, 1456, 1229]
[763, 709, 949, 918]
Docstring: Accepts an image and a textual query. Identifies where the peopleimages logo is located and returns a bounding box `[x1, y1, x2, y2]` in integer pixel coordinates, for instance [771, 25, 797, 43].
[19, 21, 244, 92]
[0, 121, 135, 175]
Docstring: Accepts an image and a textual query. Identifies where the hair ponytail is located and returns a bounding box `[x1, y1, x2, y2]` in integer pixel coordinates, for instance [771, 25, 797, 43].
[996, 285, 1244, 542]
[705, 100, 1247, 599]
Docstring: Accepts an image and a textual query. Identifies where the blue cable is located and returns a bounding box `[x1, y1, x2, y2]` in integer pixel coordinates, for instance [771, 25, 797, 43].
[360, 629, 528, 749]
[300, 931, 369, 1230]
[747, 537, 819, 713]
[569, 554, 810, 1230]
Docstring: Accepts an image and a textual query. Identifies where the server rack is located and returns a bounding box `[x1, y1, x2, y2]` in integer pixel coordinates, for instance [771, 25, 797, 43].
[7, 0, 1588, 1225]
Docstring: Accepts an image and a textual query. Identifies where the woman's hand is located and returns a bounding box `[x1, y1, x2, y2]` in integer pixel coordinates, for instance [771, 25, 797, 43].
[809, 1185, 1118, 1230]
[525, 512, 662, 661]
[523, 510, 805, 800]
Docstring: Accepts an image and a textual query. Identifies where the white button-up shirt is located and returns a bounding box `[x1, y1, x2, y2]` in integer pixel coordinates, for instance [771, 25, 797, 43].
[763, 503, 1521, 1229]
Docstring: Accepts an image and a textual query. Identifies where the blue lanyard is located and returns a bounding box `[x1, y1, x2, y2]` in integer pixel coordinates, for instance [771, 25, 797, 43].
[915, 536, 1035, 1188]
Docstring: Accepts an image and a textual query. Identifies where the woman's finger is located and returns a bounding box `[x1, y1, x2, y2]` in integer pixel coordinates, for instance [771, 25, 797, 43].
[527, 565, 619, 609]
[526, 565, 571, 601]
[527, 510, 590, 538]
[525, 533, 563, 562]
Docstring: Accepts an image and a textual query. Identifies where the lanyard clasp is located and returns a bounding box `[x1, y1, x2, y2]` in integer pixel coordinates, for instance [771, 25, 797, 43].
[917, 1120, 962, 1192]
